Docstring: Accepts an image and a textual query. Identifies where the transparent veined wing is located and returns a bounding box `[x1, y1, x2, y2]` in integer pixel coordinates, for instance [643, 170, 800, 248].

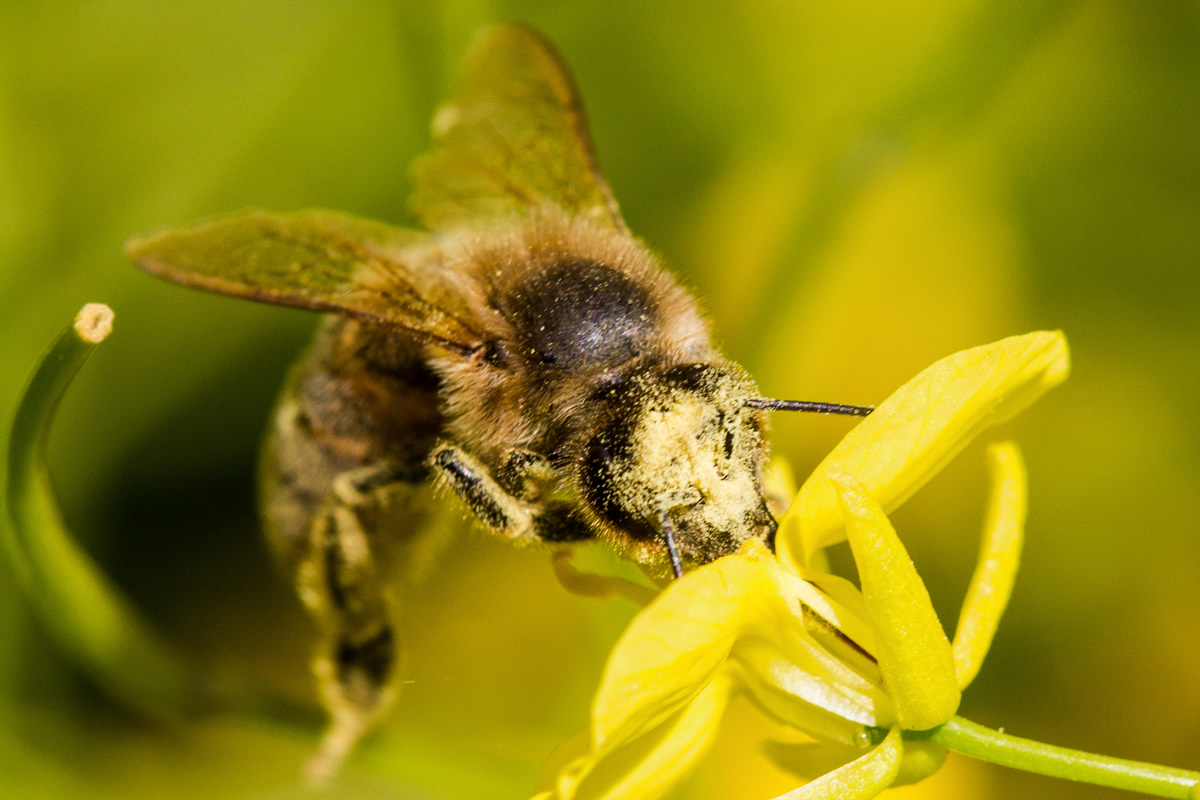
[126, 209, 485, 354]
[410, 24, 627, 234]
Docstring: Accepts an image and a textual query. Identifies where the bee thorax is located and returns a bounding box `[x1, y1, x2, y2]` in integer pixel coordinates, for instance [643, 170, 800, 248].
[503, 258, 658, 370]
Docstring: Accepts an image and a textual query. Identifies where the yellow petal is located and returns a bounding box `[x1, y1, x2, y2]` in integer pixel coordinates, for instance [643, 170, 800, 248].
[548, 673, 734, 800]
[953, 441, 1027, 690]
[590, 551, 775, 753]
[778, 331, 1068, 566]
[833, 474, 960, 730]
[732, 639, 890, 741]
[533, 726, 593, 798]
[590, 541, 885, 756]
[772, 727, 903, 800]
[763, 455, 799, 518]
[771, 567, 878, 661]
[762, 739, 866, 784]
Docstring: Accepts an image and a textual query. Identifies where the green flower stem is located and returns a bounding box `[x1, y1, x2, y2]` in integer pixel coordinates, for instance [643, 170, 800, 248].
[4, 304, 207, 716]
[925, 715, 1200, 798]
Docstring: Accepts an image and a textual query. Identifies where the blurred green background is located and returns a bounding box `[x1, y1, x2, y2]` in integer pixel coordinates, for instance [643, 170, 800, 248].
[2, 2, 1198, 798]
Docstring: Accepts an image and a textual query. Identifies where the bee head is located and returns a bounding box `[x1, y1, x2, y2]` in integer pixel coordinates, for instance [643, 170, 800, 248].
[581, 362, 777, 576]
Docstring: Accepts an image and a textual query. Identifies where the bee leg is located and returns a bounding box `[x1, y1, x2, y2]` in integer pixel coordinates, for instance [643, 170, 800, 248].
[431, 442, 593, 544]
[498, 448, 555, 500]
[431, 443, 535, 541]
[295, 463, 405, 784]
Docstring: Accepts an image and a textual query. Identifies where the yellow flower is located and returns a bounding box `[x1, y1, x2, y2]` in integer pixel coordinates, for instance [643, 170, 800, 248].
[534, 331, 1069, 800]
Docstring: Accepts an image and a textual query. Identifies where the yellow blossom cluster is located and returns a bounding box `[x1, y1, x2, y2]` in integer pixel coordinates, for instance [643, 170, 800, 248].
[535, 331, 1069, 800]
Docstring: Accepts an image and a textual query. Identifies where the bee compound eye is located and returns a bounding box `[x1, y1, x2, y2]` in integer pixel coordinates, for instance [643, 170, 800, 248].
[591, 440, 613, 467]
[580, 435, 617, 505]
[579, 430, 657, 544]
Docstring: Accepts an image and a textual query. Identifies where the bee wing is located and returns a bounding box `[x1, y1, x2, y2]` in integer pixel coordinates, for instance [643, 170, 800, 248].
[410, 24, 627, 234]
[126, 210, 485, 354]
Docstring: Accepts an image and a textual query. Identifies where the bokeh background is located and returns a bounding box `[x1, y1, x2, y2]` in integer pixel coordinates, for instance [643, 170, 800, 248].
[2, 2, 1198, 798]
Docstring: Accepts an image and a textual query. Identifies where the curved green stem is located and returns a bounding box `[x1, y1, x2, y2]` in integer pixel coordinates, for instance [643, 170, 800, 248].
[4, 304, 207, 716]
[925, 715, 1200, 798]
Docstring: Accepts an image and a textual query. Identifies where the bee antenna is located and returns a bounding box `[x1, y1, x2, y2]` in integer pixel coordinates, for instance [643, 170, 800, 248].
[746, 398, 874, 417]
[655, 504, 686, 579]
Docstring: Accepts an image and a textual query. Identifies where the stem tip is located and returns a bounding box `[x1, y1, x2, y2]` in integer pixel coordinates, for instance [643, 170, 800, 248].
[74, 303, 114, 343]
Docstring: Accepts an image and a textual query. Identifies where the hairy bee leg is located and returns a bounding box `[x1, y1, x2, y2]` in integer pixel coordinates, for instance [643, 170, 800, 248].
[431, 443, 538, 542]
[296, 463, 405, 784]
[431, 442, 593, 544]
[498, 448, 555, 499]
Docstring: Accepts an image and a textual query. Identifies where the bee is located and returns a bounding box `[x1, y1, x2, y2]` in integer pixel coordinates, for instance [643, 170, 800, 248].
[126, 23, 870, 778]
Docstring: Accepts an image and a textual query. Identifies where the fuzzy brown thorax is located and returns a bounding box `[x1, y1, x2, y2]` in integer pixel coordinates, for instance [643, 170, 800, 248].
[431, 213, 713, 463]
